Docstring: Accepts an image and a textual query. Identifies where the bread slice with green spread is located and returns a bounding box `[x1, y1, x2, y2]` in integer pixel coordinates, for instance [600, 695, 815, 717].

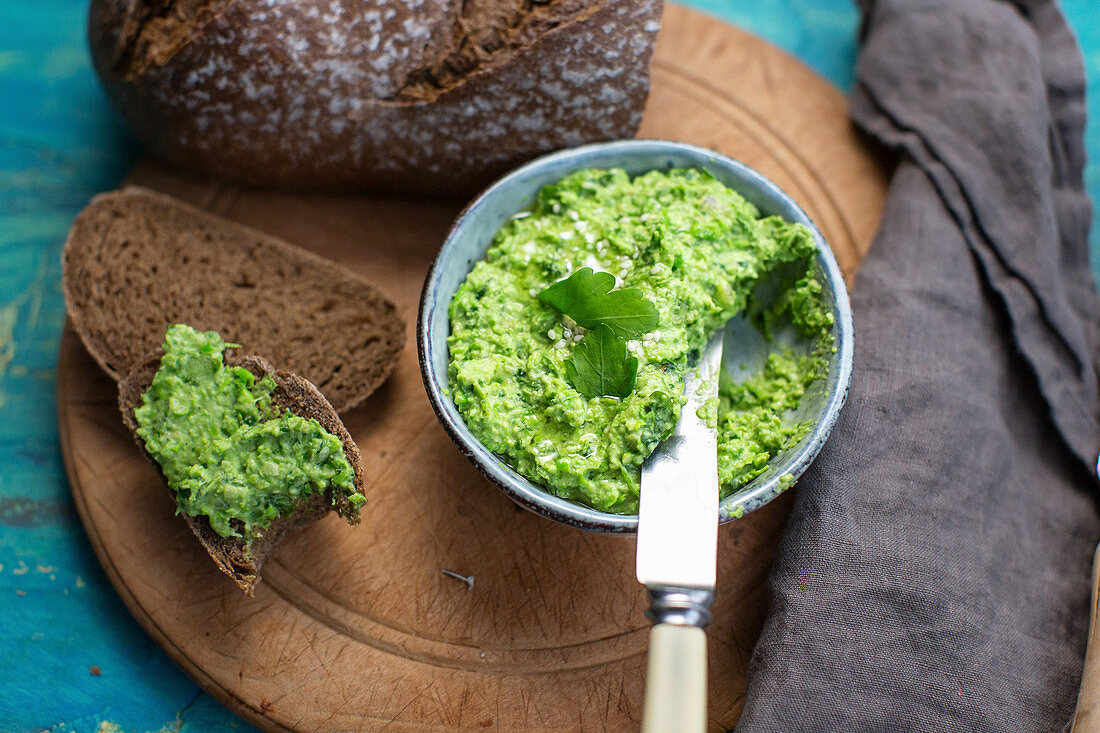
[63, 186, 404, 414]
[119, 326, 366, 595]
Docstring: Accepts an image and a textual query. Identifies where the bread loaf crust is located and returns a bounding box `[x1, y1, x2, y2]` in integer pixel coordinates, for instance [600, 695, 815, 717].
[62, 186, 405, 414]
[88, 0, 664, 194]
[119, 351, 366, 595]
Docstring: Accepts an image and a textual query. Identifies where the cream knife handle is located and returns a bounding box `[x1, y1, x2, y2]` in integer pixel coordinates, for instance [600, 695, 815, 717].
[642, 624, 707, 733]
[1071, 543, 1100, 733]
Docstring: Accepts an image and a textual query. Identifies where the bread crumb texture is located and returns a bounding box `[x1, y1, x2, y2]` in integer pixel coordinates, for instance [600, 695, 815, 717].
[63, 187, 405, 414]
[88, 0, 664, 193]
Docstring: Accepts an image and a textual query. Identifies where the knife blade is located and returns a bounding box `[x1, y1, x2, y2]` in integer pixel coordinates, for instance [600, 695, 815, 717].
[636, 330, 722, 591]
[636, 330, 723, 733]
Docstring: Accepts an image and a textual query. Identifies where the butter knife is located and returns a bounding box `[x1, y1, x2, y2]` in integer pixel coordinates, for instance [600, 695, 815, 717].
[636, 331, 723, 733]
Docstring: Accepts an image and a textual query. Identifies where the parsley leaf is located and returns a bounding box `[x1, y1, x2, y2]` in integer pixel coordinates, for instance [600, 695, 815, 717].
[538, 267, 658, 337]
[565, 324, 639, 399]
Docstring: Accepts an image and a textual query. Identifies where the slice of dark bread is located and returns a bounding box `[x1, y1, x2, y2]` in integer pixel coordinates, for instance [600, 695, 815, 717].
[119, 350, 365, 595]
[63, 186, 404, 414]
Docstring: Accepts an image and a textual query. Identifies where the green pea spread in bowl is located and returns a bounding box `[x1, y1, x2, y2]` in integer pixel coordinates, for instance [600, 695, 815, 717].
[447, 168, 834, 515]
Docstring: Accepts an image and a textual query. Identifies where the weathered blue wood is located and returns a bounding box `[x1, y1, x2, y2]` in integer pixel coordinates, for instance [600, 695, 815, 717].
[0, 1, 1095, 731]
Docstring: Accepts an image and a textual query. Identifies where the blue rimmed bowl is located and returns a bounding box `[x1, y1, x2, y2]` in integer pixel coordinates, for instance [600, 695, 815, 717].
[418, 139, 853, 533]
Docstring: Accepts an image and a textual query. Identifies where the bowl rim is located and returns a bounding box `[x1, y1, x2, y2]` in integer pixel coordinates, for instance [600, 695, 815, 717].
[417, 139, 853, 533]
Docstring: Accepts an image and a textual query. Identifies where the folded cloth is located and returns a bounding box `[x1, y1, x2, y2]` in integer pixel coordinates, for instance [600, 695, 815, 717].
[735, 1, 1100, 730]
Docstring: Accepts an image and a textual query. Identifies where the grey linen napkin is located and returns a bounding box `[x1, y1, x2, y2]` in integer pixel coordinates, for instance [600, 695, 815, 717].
[734, 0, 1100, 730]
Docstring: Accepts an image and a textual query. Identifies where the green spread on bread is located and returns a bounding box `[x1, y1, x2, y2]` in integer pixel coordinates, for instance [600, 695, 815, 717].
[134, 324, 363, 541]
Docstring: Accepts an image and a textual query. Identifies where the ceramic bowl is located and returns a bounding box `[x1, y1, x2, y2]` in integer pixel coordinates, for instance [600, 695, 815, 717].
[418, 140, 853, 533]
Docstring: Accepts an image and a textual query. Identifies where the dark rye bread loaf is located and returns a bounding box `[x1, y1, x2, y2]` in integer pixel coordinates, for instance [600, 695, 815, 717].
[120, 352, 366, 595]
[87, 0, 664, 195]
[62, 187, 404, 413]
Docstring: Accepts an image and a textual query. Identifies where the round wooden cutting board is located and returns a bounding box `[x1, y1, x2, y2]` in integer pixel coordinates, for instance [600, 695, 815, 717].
[58, 6, 887, 731]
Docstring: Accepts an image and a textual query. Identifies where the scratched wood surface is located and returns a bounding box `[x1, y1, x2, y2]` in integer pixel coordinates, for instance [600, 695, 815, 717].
[56, 6, 887, 731]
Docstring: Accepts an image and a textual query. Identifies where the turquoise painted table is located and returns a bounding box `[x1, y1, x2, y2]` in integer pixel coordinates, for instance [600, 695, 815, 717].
[2, 2, 1097, 730]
